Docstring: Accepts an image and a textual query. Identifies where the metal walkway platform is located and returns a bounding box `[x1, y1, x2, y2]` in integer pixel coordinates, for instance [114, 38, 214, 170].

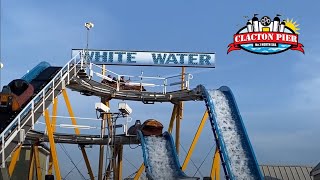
[67, 77, 203, 104]
[26, 130, 140, 145]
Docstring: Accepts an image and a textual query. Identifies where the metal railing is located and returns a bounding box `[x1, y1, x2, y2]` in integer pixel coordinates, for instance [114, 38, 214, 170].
[84, 60, 193, 94]
[0, 51, 82, 167]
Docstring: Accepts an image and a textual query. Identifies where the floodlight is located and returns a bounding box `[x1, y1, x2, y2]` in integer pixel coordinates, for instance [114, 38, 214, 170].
[118, 102, 132, 115]
[85, 22, 94, 30]
[95, 102, 110, 113]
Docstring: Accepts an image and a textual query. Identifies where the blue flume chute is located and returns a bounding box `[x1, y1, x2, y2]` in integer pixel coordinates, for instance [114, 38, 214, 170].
[21, 61, 50, 83]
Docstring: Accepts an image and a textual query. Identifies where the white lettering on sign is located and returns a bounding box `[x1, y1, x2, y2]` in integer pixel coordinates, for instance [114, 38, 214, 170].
[71, 49, 215, 68]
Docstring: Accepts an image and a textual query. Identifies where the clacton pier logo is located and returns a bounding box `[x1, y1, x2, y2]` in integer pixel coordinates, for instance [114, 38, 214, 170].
[227, 15, 304, 55]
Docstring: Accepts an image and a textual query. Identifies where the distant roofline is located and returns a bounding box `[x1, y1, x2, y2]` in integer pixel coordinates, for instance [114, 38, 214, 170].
[311, 162, 320, 176]
[260, 164, 314, 179]
[260, 164, 313, 168]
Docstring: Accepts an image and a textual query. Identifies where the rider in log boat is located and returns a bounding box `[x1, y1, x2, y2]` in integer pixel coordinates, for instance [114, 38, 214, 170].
[101, 75, 146, 91]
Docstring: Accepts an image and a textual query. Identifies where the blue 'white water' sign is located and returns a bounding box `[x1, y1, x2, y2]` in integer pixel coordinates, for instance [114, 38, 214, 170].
[71, 49, 215, 68]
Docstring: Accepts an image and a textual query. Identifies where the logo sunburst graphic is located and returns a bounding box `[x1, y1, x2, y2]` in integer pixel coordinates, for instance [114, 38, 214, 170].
[285, 18, 300, 34]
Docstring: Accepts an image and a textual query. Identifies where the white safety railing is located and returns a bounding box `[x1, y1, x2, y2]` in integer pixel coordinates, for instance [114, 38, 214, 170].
[0, 51, 82, 167]
[84, 61, 193, 94]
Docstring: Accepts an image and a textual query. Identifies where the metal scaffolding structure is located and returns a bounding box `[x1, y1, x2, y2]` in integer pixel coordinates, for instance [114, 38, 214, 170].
[0, 50, 223, 180]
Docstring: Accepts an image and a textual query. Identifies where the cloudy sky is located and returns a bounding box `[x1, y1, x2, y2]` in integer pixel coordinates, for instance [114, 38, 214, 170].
[1, 0, 320, 179]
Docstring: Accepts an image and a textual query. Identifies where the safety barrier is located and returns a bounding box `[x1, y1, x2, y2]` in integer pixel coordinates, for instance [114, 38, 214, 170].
[76, 51, 193, 94]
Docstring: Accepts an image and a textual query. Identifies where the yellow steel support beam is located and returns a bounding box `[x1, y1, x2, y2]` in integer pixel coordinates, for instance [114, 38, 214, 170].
[62, 89, 80, 134]
[168, 105, 177, 133]
[134, 164, 145, 180]
[104, 162, 112, 180]
[211, 148, 221, 180]
[45, 109, 62, 180]
[80, 146, 95, 180]
[28, 149, 35, 180]
[175, 105, 182, 154]
[182, 111, 208, 170]
[99, 100, 110, 180]
[104, 146, 119, 179]
[48, 155, 53, 175]
[99, 66, 107, 180]
[47, 156, 53, 174]
[80, 148, 94, 180]
[34, 145, 42, 180]
[180, 66, 185, 119]
[48, 97, 58, 175]
[62, 89, 95, 180]
[117, 145, 123, 180]
[103, 145, 119, 180]
[98, 150, 104, 180]
[113, 146, 119, 180]
[51, 97, 58, 132]
[8, 145, 22, 176]
[175, 67, 185, 155]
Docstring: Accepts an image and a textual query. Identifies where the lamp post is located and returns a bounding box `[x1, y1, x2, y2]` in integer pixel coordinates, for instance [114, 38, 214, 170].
[84, 22, 94, 50]
[85, 21, 107, 180]
[84, 22, 94, 62]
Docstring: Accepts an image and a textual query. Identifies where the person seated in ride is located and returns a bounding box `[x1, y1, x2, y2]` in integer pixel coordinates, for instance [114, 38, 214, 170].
[127, 120, 142, 135]
[120, 76, 125, 83]
[102, 75, 113, 84]
[119, 76, 128, 90]
[101, 79, 107, 84]
[110, 77, 117, 87]
[120, 76, 136, 90]
[118, 76, 146, 91]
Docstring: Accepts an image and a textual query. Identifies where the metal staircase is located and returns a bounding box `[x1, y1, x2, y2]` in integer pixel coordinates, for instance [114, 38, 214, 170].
[0, 52, 82, 167]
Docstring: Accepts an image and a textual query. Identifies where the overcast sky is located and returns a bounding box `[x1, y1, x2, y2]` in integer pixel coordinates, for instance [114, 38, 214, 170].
[1, 0, 320, 179]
